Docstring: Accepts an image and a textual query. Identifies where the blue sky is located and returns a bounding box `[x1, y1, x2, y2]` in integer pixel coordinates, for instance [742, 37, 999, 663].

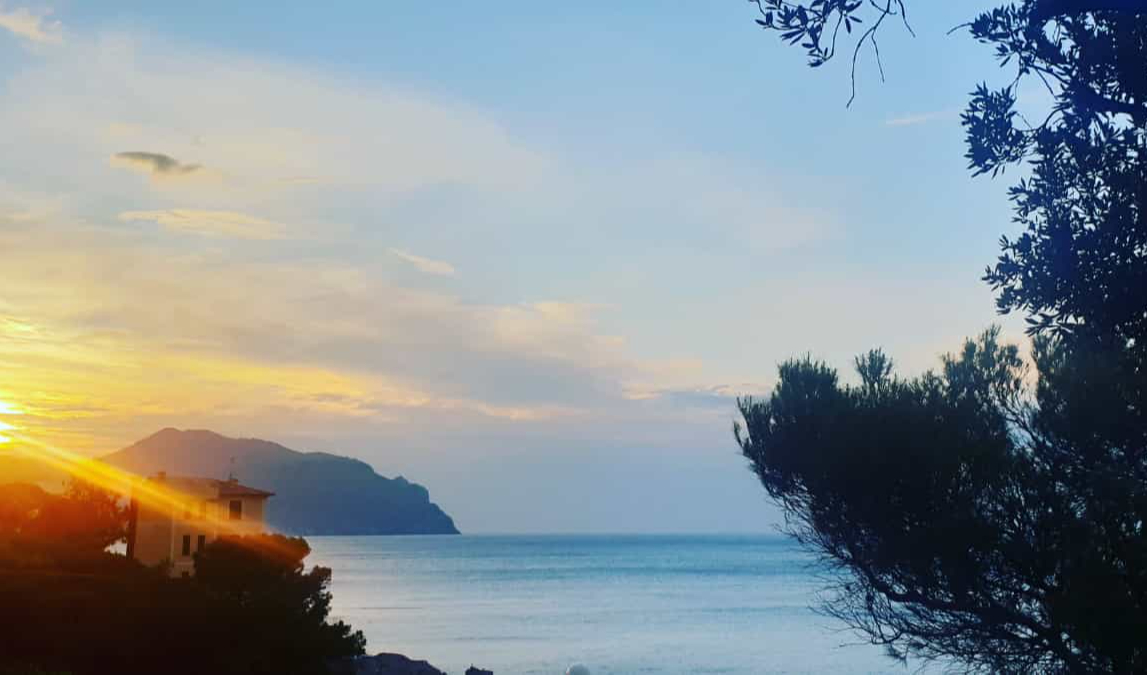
[0, 1, 1028, 532]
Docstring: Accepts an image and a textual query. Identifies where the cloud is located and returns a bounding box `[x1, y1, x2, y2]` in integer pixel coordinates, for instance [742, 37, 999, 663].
[626, 383, 755, 407]
[0, 53, 844, 474]
[0, 220, 639, 416]
[0, 6, 62, 44]
[0, 32, 832, 263]
[885, 110, 956, 127]
[110, 151, 202, 178]
[388, 249, 456, 276]
[0, 26, 851, 492]
[0, 18, 1024, 534]
[119, 209, 287, 240]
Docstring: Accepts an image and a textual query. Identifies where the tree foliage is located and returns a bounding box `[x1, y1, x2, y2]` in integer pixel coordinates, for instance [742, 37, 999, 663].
[0, 479, 127, 569]
[194, 534, 367, 669]
[730, 262, 1147, 654]
[741, 1, 1147, 671]
[0, 487, 364, 675]
[738, 330, 1147, 671]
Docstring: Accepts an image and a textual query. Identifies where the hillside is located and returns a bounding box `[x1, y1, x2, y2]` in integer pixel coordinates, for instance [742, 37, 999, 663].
[102, 428, 458, 535]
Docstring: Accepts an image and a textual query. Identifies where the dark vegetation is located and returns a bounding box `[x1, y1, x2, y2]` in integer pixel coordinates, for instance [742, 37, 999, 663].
[104, 428, 458, 535]
[739, 0, 1146, 671]
[0, 481, 364, 675]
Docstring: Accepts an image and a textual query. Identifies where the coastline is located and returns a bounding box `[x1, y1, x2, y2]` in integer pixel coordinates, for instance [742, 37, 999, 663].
[332, 653, 492, 675]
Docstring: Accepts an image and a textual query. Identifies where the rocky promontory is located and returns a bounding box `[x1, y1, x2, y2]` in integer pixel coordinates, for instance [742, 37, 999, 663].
[103, 428, 459, 535]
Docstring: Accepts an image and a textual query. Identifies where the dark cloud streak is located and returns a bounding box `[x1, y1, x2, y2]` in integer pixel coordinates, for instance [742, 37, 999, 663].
[112, 151, 201, 176]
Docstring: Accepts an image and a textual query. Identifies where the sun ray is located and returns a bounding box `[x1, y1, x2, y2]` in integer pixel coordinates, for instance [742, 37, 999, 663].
[8, 432, 296, 558]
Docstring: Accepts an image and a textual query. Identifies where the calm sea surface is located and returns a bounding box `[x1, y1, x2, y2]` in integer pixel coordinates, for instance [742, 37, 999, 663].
[307, 535, 901, 674]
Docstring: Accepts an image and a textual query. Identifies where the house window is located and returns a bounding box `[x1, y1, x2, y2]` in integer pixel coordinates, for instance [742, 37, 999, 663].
[229, 500, 242, 520]
[181, 535, 191, 556]
[197, 534, 206, 552]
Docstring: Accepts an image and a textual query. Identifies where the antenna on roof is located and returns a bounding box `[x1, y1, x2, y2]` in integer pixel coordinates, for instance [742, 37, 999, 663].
[228, 456, 236, 481]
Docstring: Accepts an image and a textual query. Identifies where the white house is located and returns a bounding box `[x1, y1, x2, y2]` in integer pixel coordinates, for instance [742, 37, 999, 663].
[126, 472, 274, 577]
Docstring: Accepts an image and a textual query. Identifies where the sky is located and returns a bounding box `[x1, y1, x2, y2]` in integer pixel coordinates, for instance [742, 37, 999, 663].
[0, 1, 1030, 533]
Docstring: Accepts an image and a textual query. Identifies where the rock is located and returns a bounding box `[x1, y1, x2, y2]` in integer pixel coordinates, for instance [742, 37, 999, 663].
[330, 653, 447, 675]
[465, 668, 494, 675]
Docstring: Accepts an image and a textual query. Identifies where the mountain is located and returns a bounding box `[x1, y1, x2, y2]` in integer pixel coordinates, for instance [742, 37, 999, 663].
[102, 428, 459, 535]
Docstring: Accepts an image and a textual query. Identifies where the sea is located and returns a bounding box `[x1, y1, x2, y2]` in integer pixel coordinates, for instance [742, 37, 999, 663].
[307, 534, 906, 674]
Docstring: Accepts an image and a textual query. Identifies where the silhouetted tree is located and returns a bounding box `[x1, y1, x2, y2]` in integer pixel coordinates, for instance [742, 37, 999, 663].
[0, 489, 364, 675]
[738, 329, 1147, 671]
[0, 479, 126, 547]
[0, 483, 48, 534]
[32, 479, 127, 550]
[0, 479, 127, 569]
[739, 2, 1147, 671]
[194, 534, 367, 670]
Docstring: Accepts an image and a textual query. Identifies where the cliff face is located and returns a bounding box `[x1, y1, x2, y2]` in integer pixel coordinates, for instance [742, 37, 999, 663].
[103, 428, 459, 535]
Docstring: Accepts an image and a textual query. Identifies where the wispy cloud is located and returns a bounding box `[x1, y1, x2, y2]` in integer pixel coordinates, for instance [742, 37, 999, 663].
[0, 6, 62, 44]
[885, 109, 956, 127]
[0, 23, 851, 488]
[389, 248, 456, 276]
[623, 383, 767, 411]
[119, 209, 287, 239]
[110, 151, 202, 178]
[0, 220, 648, 454]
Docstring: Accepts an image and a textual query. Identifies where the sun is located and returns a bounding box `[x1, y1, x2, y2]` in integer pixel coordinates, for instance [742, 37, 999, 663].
[0, 399, 25, 416]
[0, 400, 22, 445]
[0, 419, 16, 445]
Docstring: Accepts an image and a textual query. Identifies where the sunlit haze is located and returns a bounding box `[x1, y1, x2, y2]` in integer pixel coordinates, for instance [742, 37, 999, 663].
[0, 1, 1020, 533]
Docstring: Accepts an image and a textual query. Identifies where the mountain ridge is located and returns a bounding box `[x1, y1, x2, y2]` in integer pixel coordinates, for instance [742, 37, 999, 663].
[102, 428, 459, 536]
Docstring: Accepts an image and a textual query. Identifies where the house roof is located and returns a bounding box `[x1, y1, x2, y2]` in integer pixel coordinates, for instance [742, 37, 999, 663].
[218, 480, 275, 498]
[148, 474, 275, 499]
